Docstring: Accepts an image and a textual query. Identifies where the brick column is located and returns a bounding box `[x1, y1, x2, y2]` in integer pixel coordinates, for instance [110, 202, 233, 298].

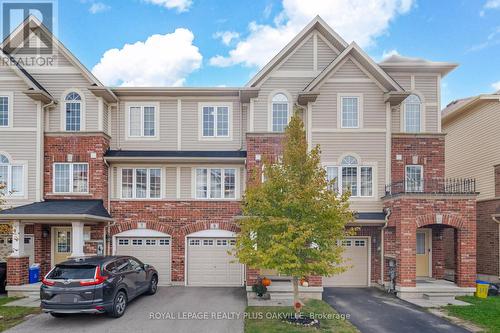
[246, 268, 259, 286]
[455, 227, 476, 287]
[396, 215, 417, 287]
[432, 226, 445, 279]
[7, 256, 29, 285]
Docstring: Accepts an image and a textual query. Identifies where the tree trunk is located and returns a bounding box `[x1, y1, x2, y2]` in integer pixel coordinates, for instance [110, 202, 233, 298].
[292, 276, 301, 318]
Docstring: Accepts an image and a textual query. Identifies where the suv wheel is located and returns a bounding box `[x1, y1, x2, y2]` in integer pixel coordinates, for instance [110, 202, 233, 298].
[109, 291, 127, 318]
[147, 275, 158, 295]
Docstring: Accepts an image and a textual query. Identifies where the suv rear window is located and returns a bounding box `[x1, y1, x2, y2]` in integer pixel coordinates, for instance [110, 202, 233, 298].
[48, 265, 96, 280]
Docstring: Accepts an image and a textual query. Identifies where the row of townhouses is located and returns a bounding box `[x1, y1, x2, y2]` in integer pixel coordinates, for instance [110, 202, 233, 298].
[2, 15, 496, 301]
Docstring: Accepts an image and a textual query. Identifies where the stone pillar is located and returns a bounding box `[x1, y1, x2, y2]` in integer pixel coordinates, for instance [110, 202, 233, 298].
[11, 221, 25, 257]
[431, 226, 445, 279]
[455, 227, 476, 287]
[71, 222, 85, 257]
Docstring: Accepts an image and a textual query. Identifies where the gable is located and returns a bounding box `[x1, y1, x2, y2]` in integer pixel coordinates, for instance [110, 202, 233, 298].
[317, 35, 337, 71]
[278, 35, 314, 71]
[330, 58, 370, 80]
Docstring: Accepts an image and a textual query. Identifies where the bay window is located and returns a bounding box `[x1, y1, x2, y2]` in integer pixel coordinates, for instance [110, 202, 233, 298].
[326, 155, 373, 197]
[53, 163, 88, 193]
[195, 168, 236, 199]
[121, 168, 161, 199]
[0, 154, 24, 196]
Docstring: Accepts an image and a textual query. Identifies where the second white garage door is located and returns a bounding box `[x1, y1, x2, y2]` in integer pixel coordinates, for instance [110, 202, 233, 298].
[187, 237, 244, 286]
[323, 237, 369, 287]
[115, 237, 171, 286]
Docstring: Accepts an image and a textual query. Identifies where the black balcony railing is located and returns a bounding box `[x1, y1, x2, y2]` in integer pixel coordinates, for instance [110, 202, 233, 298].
[384, 178, 476, 196]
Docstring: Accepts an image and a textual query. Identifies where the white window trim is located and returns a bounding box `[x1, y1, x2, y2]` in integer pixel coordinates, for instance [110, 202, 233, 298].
[267, 90, 292, 132]
[197, 102, 233, 140]
[401, 92, 425, 133]
[125, 102, 160, 140]
[337, 93, 363, 129]
[0, 152, 27, 198]
[52, 162, 89, 194]
[405, 165, 424, 192]
[119, 167, 163, 199]
[191, 167, 240, 200]
[60, 88, 86, 132]
[0, 92, 14, 128]
[324, 159, 376, 198]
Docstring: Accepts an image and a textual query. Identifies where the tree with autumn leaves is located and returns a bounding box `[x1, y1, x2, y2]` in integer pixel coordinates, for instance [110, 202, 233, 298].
[234, 111, 355, 315]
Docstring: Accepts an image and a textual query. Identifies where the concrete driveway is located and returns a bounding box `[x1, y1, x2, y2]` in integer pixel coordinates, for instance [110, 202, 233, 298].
[7, 287, 246, 333]
[323, 288, 469, 333]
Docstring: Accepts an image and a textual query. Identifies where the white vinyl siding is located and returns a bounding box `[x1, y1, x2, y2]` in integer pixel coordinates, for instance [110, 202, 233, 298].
[120, 168, 161, 199]
[53, 163, 88, 194]
[195, 168, 236, 199]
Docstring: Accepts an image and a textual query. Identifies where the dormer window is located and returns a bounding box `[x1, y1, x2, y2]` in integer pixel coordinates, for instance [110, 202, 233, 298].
[65, 92, 82, 131]
[271, 93, 289, 132]
[404, 94, 422, 133]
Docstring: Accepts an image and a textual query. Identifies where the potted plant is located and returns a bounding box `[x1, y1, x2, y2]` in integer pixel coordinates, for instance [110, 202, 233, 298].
[252, 277, 270, 299]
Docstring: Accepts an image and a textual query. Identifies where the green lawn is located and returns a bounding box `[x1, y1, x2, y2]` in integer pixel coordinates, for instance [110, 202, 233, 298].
[444, 296, 500, 333]
[245, 299, 359, 333]
[0, 297, 41, 332]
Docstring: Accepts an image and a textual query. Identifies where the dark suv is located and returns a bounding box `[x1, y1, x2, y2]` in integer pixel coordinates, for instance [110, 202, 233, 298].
[40, 256, 158, 318]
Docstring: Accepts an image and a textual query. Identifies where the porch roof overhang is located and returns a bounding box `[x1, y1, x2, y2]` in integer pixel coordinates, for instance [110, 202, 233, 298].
[0, 200, 112, 222]
[349, 212, 386, 226]
[104, 150, 247, 163]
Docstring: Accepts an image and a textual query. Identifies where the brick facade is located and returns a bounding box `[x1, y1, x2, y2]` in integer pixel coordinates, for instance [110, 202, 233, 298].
[476, 199, 500, 277]
[7, 256, 29, 286]
[110, 200, 241, 282]
[44, 134, 110, 207]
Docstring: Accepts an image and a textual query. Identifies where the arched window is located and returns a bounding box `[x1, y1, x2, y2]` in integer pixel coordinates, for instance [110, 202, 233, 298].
[326, 155, 373, 197]
[404, 94, 421, 133]
[0, 153, 24, 196]
[65, 92, 82, 131]
[271, 93, 289, 132]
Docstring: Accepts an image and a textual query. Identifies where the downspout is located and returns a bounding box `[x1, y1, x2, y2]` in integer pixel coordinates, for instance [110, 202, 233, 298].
[381, 207, 391, 287]
[40, 100, 56, 201]
[492, 214, 500, 280]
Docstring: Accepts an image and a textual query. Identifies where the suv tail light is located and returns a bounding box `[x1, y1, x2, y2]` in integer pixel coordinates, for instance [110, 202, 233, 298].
[42, 277, 56, 286]
[79, 266, 108, 286]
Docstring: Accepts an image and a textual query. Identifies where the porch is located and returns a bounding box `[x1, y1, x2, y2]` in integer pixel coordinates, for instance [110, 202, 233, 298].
[0, 200, 112, 290]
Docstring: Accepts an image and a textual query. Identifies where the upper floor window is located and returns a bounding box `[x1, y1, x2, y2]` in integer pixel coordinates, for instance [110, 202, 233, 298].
[340, 96, 360, 128]
[54, 163, 88, 193]
[0, 154, 24, 196]
[271, 93, 289, 132]
[405, 165, 423, 192]
[195, 168, 236, 199]
[404, 94, 422, 133]
[128, 104, 157, 138]
[121, 168, 161, 199]
[201, 104, 230, 138]
[65, 92, 82, 131]
[0, 95, 10, 127]
[326, 155, 373, 197]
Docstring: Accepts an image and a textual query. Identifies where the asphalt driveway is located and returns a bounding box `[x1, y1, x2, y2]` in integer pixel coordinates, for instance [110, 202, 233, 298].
[323, 288, 469, 333]
[7, 287, 246, 333]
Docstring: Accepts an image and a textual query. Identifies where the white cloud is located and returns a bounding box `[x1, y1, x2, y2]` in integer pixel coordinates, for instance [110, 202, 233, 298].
[89, 2, 110, 14]
[143, 0, 193, 12]
[381, 49, 400, 60]
[92, 28, 202, 87]
[481, 0, 500, 15]
[492, 81, 500, 92]
[213, 31, 240, 46]
[209, 0, 414, 68]
[263, 3, 273, 18]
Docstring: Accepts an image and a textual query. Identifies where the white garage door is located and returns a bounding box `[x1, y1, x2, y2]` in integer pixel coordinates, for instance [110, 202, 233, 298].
[187, 237, 244, 286]
[323, 238, 369, 287]
[116, 237, 171, 286]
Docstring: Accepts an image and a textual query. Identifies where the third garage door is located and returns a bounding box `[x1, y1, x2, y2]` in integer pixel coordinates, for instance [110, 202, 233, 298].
[186, 237, 244, 286]
[323, 238, 369, 287]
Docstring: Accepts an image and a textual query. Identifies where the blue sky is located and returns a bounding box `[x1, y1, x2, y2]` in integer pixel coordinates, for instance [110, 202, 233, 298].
[36, 1, 500, 107]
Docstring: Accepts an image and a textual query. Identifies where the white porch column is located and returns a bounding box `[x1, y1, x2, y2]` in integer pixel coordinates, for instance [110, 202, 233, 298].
[10, 221, 25, 257]
[71, 222, 85, 257]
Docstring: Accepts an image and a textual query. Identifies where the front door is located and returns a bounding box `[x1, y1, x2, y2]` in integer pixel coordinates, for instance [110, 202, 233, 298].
[53, 227, 72, 264]
[416, 229, 431, 277]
